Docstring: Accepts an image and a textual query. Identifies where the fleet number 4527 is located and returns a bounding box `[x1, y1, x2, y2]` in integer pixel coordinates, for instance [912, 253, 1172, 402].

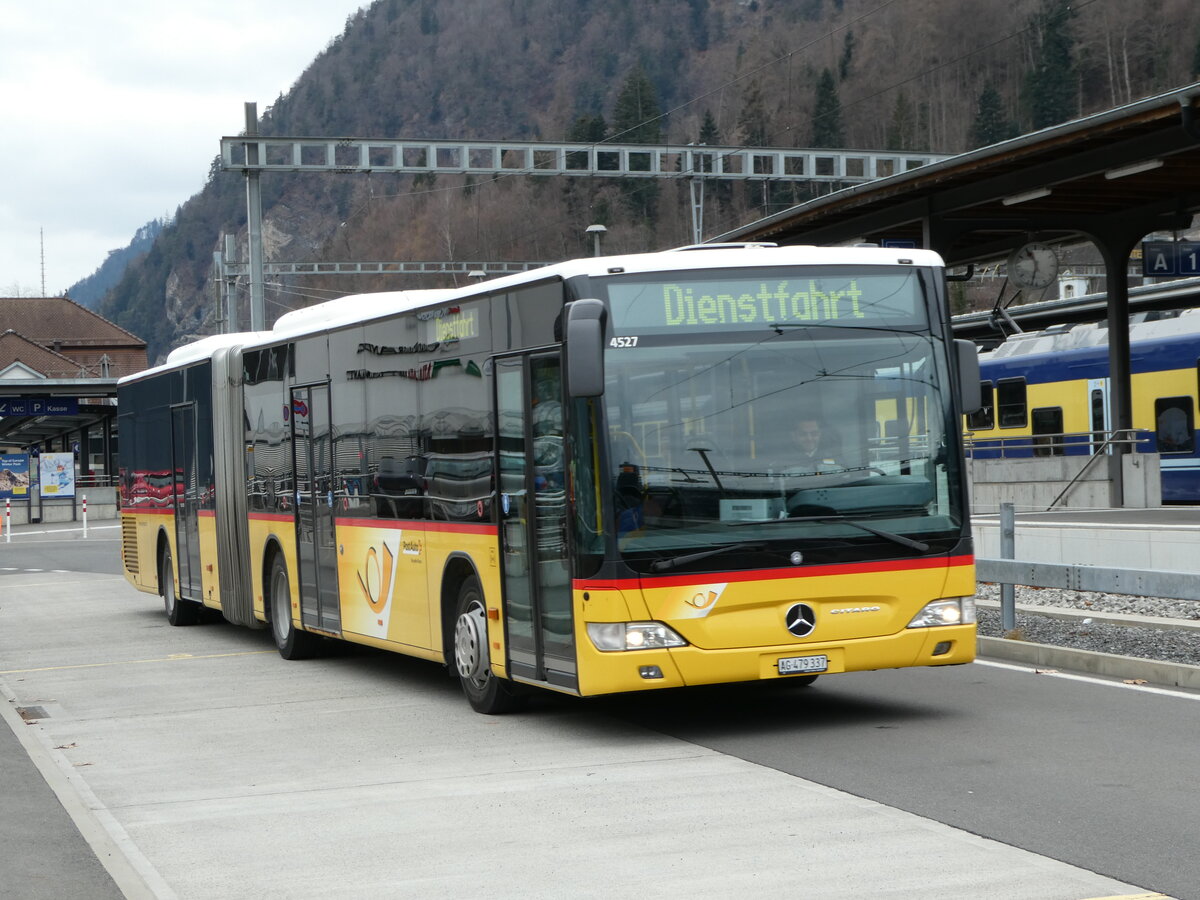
[609, 336, 639, 348]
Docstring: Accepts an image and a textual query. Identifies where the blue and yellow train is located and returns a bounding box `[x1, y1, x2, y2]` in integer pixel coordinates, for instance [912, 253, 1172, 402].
[965, 311, 1200, 503]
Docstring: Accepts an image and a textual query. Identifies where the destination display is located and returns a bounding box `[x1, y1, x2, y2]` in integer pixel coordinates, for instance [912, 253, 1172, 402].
[605, 269, 928, 335]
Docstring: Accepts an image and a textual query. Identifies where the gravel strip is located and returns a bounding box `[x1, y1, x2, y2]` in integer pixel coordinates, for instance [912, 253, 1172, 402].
[975, 583, 1200, 668]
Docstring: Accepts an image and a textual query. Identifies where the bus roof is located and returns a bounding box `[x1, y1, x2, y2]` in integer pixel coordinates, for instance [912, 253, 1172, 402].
[119, 244, 945, 384]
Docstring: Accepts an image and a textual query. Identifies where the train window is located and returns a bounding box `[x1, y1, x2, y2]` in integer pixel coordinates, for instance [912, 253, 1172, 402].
[1031, 407, 1063, 457]
[1154, 397, 1194, 453]
[996, 378, 1027, 428]
[967, 382, 994, 430]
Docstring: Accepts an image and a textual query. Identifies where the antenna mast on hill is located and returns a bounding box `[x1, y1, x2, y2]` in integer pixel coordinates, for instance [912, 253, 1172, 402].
[40, 228, 46, 296]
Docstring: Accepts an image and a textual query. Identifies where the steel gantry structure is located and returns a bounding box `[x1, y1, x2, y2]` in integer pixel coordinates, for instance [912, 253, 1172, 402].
[219, 102, 948, 330]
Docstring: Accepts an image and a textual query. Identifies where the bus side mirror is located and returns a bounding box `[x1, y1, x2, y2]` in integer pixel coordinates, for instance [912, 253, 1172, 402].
[565, 299, 607, 398]
[955, 339, 982, 414]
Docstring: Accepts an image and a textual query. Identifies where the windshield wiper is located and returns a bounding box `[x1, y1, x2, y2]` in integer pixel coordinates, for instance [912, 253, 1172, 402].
[731, 515, 929, 552]
[649, 541, 767, 573]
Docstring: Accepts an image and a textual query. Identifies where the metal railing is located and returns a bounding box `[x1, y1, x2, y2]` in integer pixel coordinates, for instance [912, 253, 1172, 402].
[978, 502, 1200, 632]
[962, 429, 1148, 459]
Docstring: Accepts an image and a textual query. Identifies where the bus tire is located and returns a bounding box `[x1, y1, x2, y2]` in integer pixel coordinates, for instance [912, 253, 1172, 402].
[161, 544, 200, 626]
[268, 555, 319, 660]
[453, 576, 523, 714]
[784, 674, 819, 687]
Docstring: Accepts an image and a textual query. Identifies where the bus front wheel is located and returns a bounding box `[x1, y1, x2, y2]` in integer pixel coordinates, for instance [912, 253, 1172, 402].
[161, 545, 199, 626]
[269, 555, 319, 660]
[453, 576, 523, 714]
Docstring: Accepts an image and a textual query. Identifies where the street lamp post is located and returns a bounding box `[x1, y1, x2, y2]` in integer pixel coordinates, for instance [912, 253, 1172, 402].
[585, 224, 607, 257]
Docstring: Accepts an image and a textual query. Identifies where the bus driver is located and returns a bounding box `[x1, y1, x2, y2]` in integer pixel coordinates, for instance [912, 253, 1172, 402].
[791, 416, 842, 473]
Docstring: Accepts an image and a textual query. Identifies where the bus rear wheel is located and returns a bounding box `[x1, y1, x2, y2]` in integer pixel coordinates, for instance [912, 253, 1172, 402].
[161, 545, 200, 626]
[453, 576, 523, 714]
[269, 555, 319, 660]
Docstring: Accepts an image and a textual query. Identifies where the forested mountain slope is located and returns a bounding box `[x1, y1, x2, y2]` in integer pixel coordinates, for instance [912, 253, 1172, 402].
[95, 0, 1200, 361]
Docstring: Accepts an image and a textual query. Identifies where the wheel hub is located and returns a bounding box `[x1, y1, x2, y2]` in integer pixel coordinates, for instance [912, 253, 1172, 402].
[454, 603, 489, 685]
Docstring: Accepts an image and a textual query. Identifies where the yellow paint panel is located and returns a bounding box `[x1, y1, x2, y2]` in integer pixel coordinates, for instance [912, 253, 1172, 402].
[574, 562, 976, 697]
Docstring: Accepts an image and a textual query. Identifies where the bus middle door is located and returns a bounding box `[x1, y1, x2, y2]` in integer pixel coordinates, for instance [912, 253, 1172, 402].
[290, 384, 341, 633]
[170, 402, 202, 600]
[495, 353, 576, 691]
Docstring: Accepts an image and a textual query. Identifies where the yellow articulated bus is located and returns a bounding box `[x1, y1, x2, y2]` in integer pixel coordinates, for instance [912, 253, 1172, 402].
[118, 244, 981, 713]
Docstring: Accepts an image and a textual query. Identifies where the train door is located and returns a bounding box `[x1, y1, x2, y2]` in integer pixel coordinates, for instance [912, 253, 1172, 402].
[170, 402, 203, 600]
[290, 384, 341, 633]
[1088, 378, 1109, 453]
[494, 353, 576, 690]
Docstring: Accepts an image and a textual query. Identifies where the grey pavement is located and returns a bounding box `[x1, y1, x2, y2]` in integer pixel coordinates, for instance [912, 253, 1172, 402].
[0, 694, 124, 900]
[0, 523, 1159, 899]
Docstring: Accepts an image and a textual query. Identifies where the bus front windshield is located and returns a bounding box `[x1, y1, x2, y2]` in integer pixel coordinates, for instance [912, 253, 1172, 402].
[598, 265, 965, 572]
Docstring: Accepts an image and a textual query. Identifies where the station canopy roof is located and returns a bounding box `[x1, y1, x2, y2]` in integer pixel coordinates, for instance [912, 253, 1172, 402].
[718, 83, 1200, 274]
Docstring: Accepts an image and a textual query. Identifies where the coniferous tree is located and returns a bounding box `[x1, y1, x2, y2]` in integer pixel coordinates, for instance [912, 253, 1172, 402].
[970, 84, 1018, 147]
[611, 65, 662, 145]
[697, 109, 732, 214]
[885, 91, 917, 151]
[1024, 0, 1075, 130]
[737, 80, 770, 146]
[811, 68, 844, 148]
[839, 31, 855, 81]
[611, 64, 662, 220]
[567, 114, 608, 143]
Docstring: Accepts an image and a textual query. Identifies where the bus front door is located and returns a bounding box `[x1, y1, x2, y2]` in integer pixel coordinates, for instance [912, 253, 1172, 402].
[291, 384, 341, 633]
[495, 354, 576, 690]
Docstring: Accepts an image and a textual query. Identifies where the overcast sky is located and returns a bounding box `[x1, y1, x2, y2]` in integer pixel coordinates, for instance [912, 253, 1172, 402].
[0, 1, 369, 297]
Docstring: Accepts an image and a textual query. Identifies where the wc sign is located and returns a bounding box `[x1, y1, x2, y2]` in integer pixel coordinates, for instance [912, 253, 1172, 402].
[1141, 240, 1200, 277]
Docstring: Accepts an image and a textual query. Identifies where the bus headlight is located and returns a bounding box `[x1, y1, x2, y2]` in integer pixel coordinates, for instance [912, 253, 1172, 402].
[587, 622, 688, 652]
[907, 597, 976, 628]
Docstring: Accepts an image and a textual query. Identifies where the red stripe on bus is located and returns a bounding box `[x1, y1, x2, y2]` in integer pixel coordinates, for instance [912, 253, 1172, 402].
[334, 516, 497, 535]
[249, 512, 294, 523]
[574, 554, 974, 591]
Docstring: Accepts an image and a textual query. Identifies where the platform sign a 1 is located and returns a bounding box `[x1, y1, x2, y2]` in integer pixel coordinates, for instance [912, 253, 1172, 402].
[1141, 240, 1200, 277]
[1179, 241, 1200, 276]
[39, 452, 75, 498]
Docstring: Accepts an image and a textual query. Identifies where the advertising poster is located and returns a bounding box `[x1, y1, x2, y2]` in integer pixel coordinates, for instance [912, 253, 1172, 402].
[0, 454, 31, 499]
[39, 452, 76, 498]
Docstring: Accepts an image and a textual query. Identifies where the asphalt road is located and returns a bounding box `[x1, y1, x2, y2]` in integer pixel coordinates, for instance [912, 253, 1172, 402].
[604, 663, 1200, 899]
[0, 522, 122, 576]
[2, 522, 1193, 897]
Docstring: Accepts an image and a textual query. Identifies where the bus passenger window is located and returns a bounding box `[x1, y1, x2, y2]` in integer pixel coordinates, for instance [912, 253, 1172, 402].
[966, 382, 993, 430]
[1031, 407, 1063, 456]
[1154, 397, 1194, 453]
[996, 378, 1027, 428]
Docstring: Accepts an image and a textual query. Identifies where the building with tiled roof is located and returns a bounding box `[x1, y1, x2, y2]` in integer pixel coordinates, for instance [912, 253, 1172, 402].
[0, 330, 91, 380]
[0, 296, 147, 379]
[0, 298, 147, 486]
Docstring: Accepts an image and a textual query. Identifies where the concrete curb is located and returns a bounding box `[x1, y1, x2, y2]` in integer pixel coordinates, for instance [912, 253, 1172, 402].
[978, 636, 1200, 691]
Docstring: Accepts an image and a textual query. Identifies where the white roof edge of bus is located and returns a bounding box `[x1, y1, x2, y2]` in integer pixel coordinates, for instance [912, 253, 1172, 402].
[118, 246, 945, 382]
[268, 288, 458, 340]
[471, 244, 945, 290]
[117, 331, 275, 384]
